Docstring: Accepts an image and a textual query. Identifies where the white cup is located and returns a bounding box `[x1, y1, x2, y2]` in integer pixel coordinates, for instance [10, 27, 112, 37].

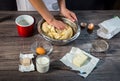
[15, 15, 35, 37]
[36, 55, 50, 73]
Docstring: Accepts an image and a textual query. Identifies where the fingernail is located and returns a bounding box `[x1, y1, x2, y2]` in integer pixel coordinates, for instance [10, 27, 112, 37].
[72, 20, 75, 22]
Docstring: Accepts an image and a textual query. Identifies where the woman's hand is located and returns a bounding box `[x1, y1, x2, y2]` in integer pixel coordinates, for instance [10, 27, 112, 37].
[47, 18, 66, 30]
[60, 8, 77, 22]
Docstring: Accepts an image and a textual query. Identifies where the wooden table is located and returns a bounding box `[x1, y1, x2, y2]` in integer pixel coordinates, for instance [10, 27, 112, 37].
[0, 11, 120, 81]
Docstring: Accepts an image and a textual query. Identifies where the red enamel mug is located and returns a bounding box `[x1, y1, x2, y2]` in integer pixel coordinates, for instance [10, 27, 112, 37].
[15, 15, 35, 37]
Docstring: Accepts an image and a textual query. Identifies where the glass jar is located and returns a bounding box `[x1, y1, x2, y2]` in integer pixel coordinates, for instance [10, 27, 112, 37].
[36, 55, 50, 73]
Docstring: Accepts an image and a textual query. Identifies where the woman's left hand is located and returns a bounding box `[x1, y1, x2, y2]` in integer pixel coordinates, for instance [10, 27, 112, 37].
[60, 8, 77, 22]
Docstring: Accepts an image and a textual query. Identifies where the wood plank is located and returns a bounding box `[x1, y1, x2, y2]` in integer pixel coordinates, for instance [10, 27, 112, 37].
[0, 11, 120, 81]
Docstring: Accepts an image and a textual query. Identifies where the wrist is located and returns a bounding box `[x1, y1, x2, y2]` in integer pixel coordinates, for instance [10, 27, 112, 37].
[45, 16, 55, 24]
[60, 5, 67, 12]
[60, 7, 68, 16]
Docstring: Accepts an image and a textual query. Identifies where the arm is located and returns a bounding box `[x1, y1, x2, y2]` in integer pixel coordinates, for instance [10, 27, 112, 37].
[29, 0, 66, 29]
[57, 0, 77, 21]
[29, 0, 54, 24]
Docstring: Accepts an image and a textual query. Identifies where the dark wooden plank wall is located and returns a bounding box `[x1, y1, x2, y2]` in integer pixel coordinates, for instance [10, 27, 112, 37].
[0, 0, 17, 10]
[0, 0, 119, 11]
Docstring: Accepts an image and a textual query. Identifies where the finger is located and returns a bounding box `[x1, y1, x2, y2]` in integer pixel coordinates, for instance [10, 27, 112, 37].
[69, 12, 77, 22]
[54, 22, 66, 30]
[55, 26, 64, 30]
[59, 21, 66, 30]
[66, 13, 76, 22]
[67, 15, 75, 22]
[59, 25, 66, 30]
[71, 13, 78, 21]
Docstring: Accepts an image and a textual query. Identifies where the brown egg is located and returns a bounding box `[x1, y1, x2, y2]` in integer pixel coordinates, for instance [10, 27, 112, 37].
[88, 23, 94, 30]
[80, 22, 87, 28]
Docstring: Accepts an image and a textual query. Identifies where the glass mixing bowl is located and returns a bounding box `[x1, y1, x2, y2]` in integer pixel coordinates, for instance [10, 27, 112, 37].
[31, 35, 53, 56]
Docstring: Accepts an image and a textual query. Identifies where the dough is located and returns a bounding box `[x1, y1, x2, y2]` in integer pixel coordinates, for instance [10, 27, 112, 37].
[42, 22, 73, 40]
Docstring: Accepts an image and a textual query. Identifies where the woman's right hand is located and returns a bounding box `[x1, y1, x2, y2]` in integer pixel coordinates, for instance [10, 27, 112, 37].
[47, 18, 66, 30]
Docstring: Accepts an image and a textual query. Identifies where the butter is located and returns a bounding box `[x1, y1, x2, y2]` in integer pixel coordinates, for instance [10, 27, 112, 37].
[72, 52, 88, 67]
[19, 53, 35, 72]
[20, 58, 31, 66]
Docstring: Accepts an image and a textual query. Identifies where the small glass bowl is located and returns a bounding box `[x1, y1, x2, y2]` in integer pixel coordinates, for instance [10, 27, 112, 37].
[91, 40, 109, 52]
[31, 40, 53, 56]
